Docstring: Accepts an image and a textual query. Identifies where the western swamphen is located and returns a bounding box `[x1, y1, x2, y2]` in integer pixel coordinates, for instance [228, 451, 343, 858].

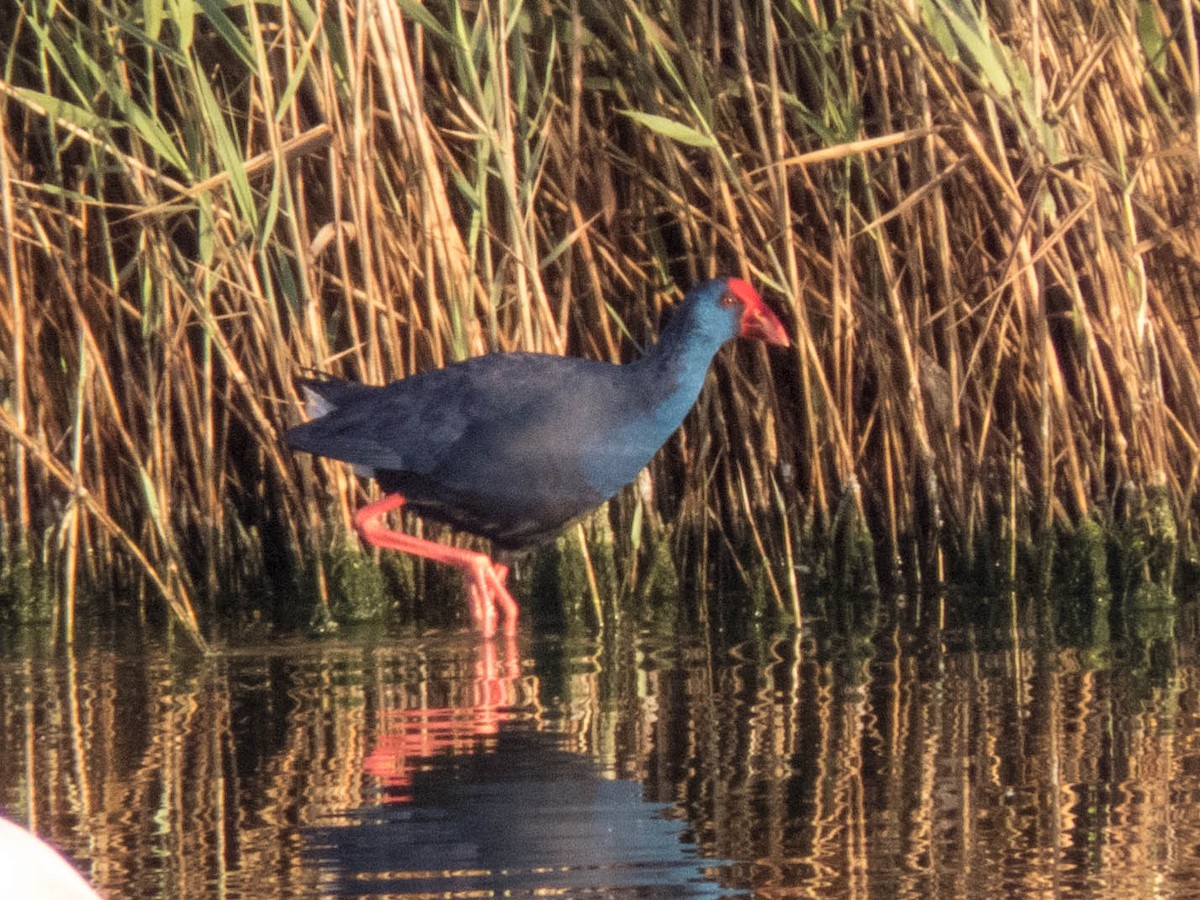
[286, 277, 788, 635]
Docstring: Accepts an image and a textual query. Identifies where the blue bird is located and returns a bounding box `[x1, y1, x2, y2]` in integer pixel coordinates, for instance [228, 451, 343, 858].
[286, 278, 789, 635]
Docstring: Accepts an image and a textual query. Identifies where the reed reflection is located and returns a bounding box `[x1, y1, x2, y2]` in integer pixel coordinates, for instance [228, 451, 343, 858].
[1, 612, 1200, 898]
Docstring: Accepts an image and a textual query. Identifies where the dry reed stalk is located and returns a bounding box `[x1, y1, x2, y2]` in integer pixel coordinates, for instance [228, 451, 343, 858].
[0, 117, 29, 556]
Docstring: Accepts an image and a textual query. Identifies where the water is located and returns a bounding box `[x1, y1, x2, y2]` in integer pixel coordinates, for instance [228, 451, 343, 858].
[2, 609, 1200, 898]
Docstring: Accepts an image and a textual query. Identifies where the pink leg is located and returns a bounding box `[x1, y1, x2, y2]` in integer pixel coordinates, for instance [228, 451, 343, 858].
[353, 493, 518, 637]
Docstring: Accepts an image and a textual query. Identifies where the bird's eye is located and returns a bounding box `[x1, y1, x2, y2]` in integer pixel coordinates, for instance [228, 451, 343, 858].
[721, 292, 738, 308]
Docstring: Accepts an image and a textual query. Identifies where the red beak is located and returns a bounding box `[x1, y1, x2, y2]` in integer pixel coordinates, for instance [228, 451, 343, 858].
[728, 278, 790, 347]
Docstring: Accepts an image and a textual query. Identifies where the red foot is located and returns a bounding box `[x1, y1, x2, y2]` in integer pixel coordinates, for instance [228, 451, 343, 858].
[353, 493, 519, 637]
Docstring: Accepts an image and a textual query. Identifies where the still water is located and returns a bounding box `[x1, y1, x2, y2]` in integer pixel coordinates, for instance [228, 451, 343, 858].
[2, 602, 1200, 898]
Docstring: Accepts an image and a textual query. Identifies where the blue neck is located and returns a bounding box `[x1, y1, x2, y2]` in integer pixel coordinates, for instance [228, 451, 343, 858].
[630, 307, 730, 435]
[580, 298, 735, 496]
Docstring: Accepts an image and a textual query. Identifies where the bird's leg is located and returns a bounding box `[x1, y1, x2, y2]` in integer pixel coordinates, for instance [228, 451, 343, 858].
[353, 493, 519, 637]
[465, 572, 497, 637]
[465, 561, 518, 637]
[483, 561, 518, 623]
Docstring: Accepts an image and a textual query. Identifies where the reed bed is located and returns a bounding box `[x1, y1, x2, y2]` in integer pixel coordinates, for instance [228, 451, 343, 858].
[2, 0, 1199, 643]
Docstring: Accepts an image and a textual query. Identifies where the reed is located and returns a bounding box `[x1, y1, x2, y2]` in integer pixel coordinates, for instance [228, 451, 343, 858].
[1, 0, 1198, 643]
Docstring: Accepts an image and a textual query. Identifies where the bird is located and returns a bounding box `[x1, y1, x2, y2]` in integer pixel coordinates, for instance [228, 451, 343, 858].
[286, 277, 789, 636]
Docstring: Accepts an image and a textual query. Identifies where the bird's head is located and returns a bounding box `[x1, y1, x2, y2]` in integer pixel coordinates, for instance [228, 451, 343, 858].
[724, 278, 790, 346]
[682, 277, 790, 348]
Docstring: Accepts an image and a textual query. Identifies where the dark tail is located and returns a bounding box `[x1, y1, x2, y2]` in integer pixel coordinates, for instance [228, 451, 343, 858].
[285, 376, 374, 451]
[295, 376, 378, 413]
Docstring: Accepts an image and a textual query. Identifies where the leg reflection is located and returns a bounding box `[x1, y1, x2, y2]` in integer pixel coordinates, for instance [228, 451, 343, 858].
[362, 633, 526, 802]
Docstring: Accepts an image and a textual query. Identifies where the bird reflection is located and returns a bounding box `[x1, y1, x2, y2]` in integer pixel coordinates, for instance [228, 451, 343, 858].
[361, 633, 525, 803]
